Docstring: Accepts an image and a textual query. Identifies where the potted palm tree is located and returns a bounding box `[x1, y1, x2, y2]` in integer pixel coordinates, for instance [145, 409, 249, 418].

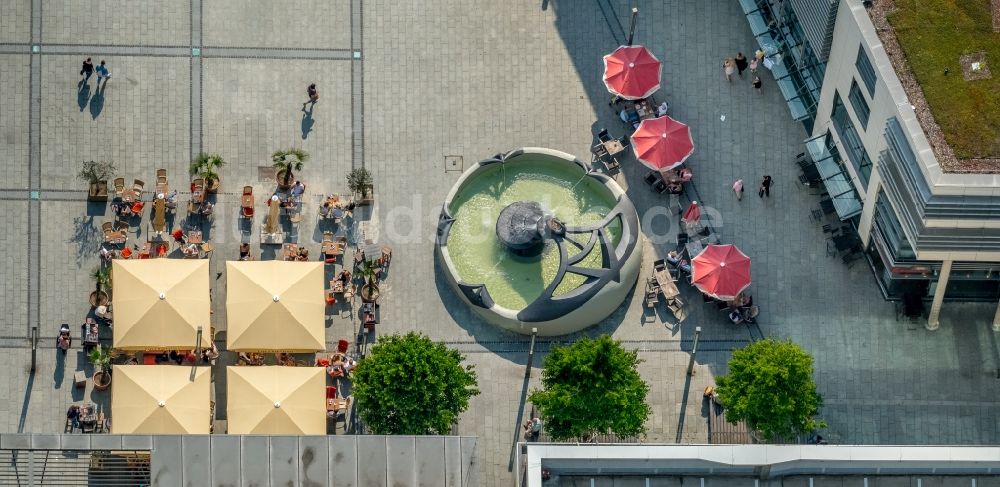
[272, 148, 309, 191]
[347, 168, 374, 206]
[360, 259, 380, 303]
[89, 266, 111, 308]
[89, 346, 115, 391]
[77, 160, 117, 202]
[190, 153, 226, 193]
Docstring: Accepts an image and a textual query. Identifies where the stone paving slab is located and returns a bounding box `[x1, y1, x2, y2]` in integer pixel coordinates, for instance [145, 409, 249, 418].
[40, 0, 189, 46]
[0, 54, 31, 190]
[0, 0, 31, 44]
[203, 0, 351, 50]
[39, 55, 191, 190]
[0, 200, 30, 339]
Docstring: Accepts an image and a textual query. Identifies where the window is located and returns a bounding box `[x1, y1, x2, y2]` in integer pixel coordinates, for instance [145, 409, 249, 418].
[831, 93, 873, 187]
[874, 190, 916, 260]
[848, 79, 871, 129]
[855, 45, 877, 96]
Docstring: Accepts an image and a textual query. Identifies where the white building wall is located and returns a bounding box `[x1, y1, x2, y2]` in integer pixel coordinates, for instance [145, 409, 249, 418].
[811, 0, 1000, 262]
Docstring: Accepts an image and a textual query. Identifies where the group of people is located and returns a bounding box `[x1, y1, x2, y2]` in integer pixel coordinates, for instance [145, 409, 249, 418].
[723, 50, 765, 93]
[151, 346, 218, 365]
[317, 352, 356, 378]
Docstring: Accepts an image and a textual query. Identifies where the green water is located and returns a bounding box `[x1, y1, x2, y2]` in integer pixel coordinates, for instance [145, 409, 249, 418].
[447, 159, 621, 310]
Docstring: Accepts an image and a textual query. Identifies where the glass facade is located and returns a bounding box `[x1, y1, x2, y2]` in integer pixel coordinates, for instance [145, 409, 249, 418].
[848, 79, 871, 129]
[831, 92, 872, 187]
[738, 0, 826, 132]
[855, 45, 877, 96]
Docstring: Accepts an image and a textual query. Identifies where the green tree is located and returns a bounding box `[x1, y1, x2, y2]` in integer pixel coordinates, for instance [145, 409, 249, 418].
[353, 332, 479, 434]
[271, 148, 309, 188]
[716, 339, 825, 442]
[529, 335, 650, 441]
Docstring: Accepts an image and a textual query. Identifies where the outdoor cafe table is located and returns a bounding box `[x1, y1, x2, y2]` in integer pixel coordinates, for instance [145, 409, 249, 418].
[155, 182, 168, 194]
[653, 268, 680, 299]
[326, 397, 348, 412]
[601, 138, 625, 156]
[322, 240, 343, 256]
[105, 231, 126, 245]
[634, 98, 656, 121]
[329, 279, 345, 294]
[121, 189, 137, 203]
[187, 230, 203, 244]
[191, 190, 205, 204]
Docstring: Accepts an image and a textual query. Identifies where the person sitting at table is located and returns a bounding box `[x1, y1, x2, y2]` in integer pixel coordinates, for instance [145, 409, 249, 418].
[171, 228, 186, 245]
[239, 243, 251, 261]
[338, 269, 352, 285]
[99, 246, 114, 263]
[200, 342, 219, 365]
[95, 304, 112, 325]
[168, 350, 185, 365]
[185, 242, 200, 254]
[342, 356, 357, 376]
[320, 201, 332, 218]
[296, 248, 310, 261]
[66, 405, 81, 429]
[656, 101, 670, 116]
[291, 180, 306, 199]
[728, 309, 745, 325]
[678, 168, 693, 182]
[619, 109, 640, 128]
[165, 189, 178, 208]
[199, 201, 214, 216]
[113, 202, 131, 218]
[667, 182, 683, 194]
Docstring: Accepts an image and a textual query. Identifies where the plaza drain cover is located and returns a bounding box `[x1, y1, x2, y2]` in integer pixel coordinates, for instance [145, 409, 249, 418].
[257, 166, 276, 182]
[445, 155, 463, 172]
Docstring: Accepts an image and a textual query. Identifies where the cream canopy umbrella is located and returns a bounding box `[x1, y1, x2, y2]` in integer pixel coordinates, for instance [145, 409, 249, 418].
[111, 365, 211, 434]
[226, 261, 324, 352]
[112, 259, 212, 350]
[227, 366, 326, 435]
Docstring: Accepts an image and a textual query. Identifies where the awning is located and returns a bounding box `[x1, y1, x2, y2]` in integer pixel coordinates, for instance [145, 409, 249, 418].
[226, 261, 325, 352]
[112, 260, 212, 350]
[226, 366, 326, 435]
[806, 134, 862, 220]
[111, 365, 211, 434]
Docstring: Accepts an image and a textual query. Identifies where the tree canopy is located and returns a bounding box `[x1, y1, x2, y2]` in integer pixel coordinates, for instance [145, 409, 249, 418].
[529, 335, 650, 441]
[352, 332, 479, 435]
[716, 338, 825, 442]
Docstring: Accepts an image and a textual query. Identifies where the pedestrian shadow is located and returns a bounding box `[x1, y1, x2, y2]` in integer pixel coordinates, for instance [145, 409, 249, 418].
[77, 83, 91, 112]
[89, 82, 106, 119]
[301, 109, 315, 140]
[54, 348, 65, 389]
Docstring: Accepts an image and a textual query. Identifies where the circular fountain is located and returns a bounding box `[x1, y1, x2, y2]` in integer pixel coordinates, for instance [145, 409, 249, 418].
[436, 148, 642, 336]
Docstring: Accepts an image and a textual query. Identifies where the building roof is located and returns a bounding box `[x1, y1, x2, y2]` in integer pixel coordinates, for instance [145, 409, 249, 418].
[869, 0, 1000, 172]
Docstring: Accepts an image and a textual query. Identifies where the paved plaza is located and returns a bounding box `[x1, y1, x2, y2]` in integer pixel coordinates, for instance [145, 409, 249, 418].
[1, 0, 1000, 485]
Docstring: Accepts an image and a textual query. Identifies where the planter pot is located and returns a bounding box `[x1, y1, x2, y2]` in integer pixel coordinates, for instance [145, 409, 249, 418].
[87, 181, 109, 202]
[205, 178, 221, 194]
[89, 290, 110, 308]
[93, 370, 112, 391]
[361, 284, 380, 303]
[355, 187, 374, 206]
[275, 170, 294, 190]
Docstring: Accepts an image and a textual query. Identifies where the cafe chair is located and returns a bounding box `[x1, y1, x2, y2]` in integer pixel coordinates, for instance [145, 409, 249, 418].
[132, 179, 145, 194]
[597, 128, 611, 143]
[113, 178, 126, 197]
[644, 172, 658, 186]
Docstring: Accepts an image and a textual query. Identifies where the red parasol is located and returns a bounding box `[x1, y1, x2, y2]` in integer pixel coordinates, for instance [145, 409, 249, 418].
[630, 116, 695, 171]
[691, 244, 751, 301]
[602, 45, 662, 100]
[681, 201, 701, 225]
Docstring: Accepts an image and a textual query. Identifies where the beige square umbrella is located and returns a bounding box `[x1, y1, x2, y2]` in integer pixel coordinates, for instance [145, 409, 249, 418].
[111, 365, 211, 434]
[112, 260, 212, 350]
[227, 366, 326, 435]
[226, 261, 325, 352]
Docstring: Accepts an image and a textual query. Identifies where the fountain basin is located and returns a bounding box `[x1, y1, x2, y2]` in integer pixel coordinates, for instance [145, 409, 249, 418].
[436, 147, 642, 336]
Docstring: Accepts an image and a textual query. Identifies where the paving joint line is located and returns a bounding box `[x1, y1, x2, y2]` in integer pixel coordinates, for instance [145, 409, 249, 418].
[351, 0, 364, 169]
[27, 0, 41, 340]
[0, 43, 356, 60]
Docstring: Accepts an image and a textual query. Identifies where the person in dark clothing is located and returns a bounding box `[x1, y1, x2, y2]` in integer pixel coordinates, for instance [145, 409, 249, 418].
[734, 52, 749, 78]
[80, 58, 94, 82]
[759, 175, 773, 198]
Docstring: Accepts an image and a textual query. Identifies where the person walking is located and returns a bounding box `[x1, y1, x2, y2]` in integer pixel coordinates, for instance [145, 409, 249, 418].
[95, 60, 111, 83]
[749, 57, 759, 76]
[734, 52, 748, 79]
[759, 175, 772, 198]
[752, 75, 763, 94]
[80, 57, 94, 82]
[732, 179, 744, 201]
[723, 58, 736, 82]
[303, 83, 319, 111]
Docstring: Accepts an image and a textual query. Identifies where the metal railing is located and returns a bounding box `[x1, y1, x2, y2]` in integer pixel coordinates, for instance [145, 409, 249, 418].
[0, 449, 150, 486]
